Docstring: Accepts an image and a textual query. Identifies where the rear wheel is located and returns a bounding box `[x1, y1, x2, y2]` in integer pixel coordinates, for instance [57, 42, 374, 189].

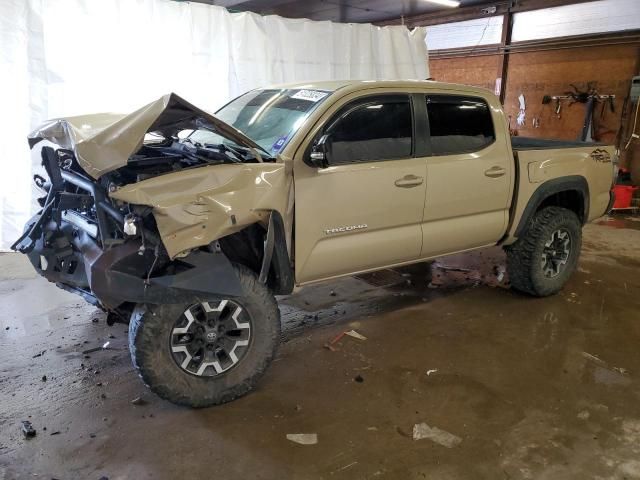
[506, 206, 582, 297]
[128, 264, 280, 407]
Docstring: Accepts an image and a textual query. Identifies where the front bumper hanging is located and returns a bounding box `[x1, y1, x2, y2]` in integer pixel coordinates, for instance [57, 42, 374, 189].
[13, 146, 243, 310]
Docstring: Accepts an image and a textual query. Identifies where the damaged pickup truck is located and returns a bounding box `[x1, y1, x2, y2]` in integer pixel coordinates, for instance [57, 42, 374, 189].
[14, 81, 617, 406]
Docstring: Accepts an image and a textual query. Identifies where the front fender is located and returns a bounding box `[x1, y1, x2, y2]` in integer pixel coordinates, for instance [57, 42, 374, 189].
[110, 162, 291, 258]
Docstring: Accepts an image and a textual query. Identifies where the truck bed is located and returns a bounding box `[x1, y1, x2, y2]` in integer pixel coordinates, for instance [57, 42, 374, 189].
[512, 137, 604, 151]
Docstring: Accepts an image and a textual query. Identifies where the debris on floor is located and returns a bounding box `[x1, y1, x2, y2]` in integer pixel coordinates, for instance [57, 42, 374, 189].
[344, 330, 367, 341]
[83, 347, 103, 355]
[577, 410, 590, 420]
[286, 433, 318, 445]
[21, 421, 36, 439]
[494, 265, 506, 282]
[412, 423, 461, 448]
[582, 352, 606, 366]
[581, 352, 631, 386]
[131, 396, 148, 406]
[426, 369, 438, 376]
[613, 366, 629, 375]
[323, 331, 345, 351]
[433, 263, 472, 273]
[324, 329, 368, 350]
[354, 374, 364, 383]
[594, 366, 632, 386]
[331, 461, 358, 474]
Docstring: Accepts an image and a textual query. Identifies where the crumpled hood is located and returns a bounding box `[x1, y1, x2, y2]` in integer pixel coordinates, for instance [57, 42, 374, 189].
[28, 93, 265, 179]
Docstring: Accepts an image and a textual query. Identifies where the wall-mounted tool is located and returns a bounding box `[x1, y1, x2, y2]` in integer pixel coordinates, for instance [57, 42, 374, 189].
[542, 95, 564, 118]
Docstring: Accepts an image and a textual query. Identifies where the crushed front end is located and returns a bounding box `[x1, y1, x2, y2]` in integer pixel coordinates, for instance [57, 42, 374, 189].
[12, 145, 243, 321]
[10, 93, 277, 320]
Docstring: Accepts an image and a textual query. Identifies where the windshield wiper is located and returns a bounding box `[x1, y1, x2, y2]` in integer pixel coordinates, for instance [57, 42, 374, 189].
[202, 143, 246, 163]
[225, 143, 273, 162]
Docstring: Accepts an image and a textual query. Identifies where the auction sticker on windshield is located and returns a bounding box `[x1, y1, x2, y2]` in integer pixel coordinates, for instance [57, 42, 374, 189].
[291, 89, 329, 102]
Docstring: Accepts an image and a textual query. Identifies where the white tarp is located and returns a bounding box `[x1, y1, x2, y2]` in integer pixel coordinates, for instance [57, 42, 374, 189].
[0, 0, 428, 250]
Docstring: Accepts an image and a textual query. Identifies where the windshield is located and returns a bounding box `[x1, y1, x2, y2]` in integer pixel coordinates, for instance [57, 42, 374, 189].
[187, 88, 331, 157]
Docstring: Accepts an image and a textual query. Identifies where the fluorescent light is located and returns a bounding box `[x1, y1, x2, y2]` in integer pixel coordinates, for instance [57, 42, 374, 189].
[423, 0, 460, 7]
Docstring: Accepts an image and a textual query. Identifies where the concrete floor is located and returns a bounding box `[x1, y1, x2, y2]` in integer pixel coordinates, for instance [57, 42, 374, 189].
[1, 218, 639, 479]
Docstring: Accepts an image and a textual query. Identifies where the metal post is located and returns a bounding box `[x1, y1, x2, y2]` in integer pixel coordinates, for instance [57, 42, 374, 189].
[497, 2, 514, 104]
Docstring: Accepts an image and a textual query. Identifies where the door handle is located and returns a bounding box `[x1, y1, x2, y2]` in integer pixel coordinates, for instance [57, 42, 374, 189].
[484, 166, 506, 178]
[394, 174, 424, 188]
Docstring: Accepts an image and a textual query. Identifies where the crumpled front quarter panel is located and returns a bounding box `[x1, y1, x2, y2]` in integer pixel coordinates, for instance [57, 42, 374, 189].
[110, 163, 290, 258]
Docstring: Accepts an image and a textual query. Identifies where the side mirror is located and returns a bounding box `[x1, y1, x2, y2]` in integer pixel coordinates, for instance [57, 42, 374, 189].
[308, 134, 331, 168]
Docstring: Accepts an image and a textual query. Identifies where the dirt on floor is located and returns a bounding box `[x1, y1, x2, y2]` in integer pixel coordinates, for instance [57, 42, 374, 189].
[1, 217, 640, 480]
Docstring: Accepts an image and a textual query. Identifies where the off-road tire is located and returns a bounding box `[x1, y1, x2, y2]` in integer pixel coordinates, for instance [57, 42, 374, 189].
[506, 206, 582, 297]
[128, 264, 280, 407]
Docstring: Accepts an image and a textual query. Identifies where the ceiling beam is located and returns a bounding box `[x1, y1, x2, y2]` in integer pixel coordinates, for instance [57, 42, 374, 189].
[377, 0, 600, 27]
[210, 0, 252, 6]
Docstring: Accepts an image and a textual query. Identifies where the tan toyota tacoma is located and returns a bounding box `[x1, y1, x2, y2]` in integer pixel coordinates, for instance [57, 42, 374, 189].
[14, 80, 617, 407]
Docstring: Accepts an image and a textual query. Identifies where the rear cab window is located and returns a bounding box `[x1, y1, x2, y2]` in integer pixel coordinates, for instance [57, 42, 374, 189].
[426, 95, 495, 156]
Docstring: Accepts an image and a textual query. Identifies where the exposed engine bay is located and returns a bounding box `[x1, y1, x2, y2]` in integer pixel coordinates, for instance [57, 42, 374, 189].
[111, 135, 265, 185]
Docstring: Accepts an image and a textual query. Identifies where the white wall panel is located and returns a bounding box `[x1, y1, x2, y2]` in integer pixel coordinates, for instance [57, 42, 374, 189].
[512, 0, 640, 42]
[426, 16, 503, 50]
[0, 0, 428, 249]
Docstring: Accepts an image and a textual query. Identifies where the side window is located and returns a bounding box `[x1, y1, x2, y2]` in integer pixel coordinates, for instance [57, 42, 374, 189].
[326, 96, 412, 165]
[426, 95, 495, 156]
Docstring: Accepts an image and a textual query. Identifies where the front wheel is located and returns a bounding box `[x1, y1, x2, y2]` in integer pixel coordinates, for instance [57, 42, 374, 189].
[506, 206, 582, 297]
[128, 264, 280, 407]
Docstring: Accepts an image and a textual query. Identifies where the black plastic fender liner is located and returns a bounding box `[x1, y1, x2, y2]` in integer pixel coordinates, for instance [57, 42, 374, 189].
[513, 175, 590, 238]
[263, 211, 294, 295]
[259, 213, 276, 285]
[89, 242, 245, 309]
[605, 189, 616, 215]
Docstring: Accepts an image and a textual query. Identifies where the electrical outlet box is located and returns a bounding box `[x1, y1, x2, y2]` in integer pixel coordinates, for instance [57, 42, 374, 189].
[631, 76, 640, 101]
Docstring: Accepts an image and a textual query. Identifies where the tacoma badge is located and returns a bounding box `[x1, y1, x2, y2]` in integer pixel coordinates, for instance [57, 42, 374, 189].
[324, 224, 368, 235]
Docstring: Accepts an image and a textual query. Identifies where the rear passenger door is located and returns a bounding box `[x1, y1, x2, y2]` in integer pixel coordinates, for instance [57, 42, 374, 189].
[421, 94, 512, 257]
[294, 93, 427, 284]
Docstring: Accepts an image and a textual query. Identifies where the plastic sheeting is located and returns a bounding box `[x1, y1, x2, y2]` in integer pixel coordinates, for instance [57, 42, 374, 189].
[0, 0, 428, 250]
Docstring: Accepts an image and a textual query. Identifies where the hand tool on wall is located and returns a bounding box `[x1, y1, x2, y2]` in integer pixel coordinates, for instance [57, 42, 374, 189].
[542, 95, 563, 118]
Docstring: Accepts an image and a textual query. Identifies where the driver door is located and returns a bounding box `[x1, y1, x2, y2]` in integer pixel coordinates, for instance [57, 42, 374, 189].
[293, 93, 426, 284]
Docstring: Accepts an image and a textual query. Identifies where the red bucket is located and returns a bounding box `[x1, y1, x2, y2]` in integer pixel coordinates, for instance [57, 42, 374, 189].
[613, 185, 638, 209]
